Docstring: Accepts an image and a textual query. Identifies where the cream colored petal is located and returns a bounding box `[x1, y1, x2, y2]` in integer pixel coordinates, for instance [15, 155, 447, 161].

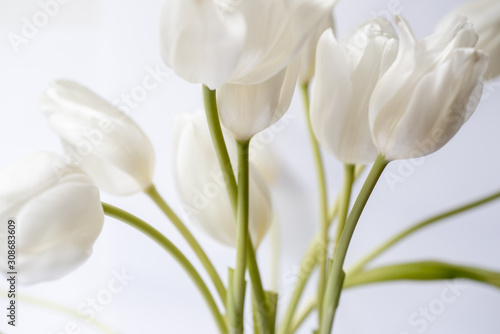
[159, 0, 247, 89]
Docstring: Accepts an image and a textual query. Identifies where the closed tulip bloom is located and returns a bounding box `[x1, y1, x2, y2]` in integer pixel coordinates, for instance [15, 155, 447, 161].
[217, 59, 299, 141]
[159, 0, 335, 89]
[0, 152, 104, 284]
[310, 18, 398, 164]
[437, 0, 500, 79]
[173, 111, 272, 248]
[370, 15, 489, 161]
[40, 80, 155, 196]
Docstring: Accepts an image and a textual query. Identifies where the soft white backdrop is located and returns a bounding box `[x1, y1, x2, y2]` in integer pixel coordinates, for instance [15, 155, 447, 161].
[0, 0, 499, 333]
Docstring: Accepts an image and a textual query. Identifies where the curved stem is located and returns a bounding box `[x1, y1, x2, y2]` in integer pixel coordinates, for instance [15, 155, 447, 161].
[333, 165, 355, 256]
[320, 155, 389, 334]
[203, 85, 238, 211]
[300, 83, 329, 325]
[145, 184, 227, 306]
[290, 297, 315, 334]
[348, 190, 500, 275]
[203, 85, 269, 333]
[229, 140, 251, 333]
[291, 261, 500, 330]
[102, 203, 227, 334]
[344, 261, 500, 289]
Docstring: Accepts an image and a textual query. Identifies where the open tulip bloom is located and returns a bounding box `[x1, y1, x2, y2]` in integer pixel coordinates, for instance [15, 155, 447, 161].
[3, 1, 500, 333]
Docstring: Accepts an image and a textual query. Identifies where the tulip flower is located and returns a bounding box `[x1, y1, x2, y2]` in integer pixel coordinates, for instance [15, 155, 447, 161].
[0, 152, 104, 284]
[437, 0, 500, 79]
[40, 80, 155, 196]
[298, 12, 336, 84]
[217, 59, 299, 141]
[310, 18, 398, 164]
[159, 0, 335, 89]
[369, 15, 489, 161]
[173, 110, 272, 248]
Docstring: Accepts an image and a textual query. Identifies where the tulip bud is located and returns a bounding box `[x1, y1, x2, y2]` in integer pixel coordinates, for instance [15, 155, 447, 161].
[369, 15, 489, 161]
[159, 0, 336, 89]
[310, 18, 398, 164]
[173, 110, 272, 248]
[437, 0, 500, 79]
[0, 152, 104, 284]
[40, 80, 155, 196]
[217, 59, 299, 141]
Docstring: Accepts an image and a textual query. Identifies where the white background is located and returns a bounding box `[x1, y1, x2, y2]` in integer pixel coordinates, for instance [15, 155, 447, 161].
[0, 0, 499, 333]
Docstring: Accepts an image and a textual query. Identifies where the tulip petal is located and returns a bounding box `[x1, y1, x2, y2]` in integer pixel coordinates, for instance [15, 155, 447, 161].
[41, 80, 155, 195]
[217, 59, 299, 141]
[310, 29, 353, 159]
[159, 0, 247, 89]
[173, 111, 272, 248]
[230, 0, 336, 84]
[15, 182, 103, 284]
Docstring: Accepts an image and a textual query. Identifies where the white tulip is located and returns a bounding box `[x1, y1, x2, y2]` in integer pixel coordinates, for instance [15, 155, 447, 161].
[437, 0, 500, 79]
[310, 18, 398, 164]
[173, 110, 272, 248]
[370, 15, 489, 161]
[40, 80, 155, 196]
[298, 11, 335, 84]
[159, 0, 335, 89]
[217, 59, 299, 141]
[0, 152, 104, 284]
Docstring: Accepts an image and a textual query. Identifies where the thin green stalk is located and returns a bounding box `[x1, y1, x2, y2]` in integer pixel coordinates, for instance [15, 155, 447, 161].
[300, 82, 329, 325]
[344, 261, 500, 289]
[279, 164, 366, 334]
[145, 184, 226, 306]
[229, 140, 251, 333]
[290, 297, 315, 334]
[203, 85, 238, 210]
[328, 165, 365, 224]
[348, 190, 500, 275]
[291, 261, 500, 330]
[102, 203, 227, 334]
[278, 238, 322, 334]
[333, 165, 355, 256]
[320, 155, 389, 334]
[203, 84, 270, 333]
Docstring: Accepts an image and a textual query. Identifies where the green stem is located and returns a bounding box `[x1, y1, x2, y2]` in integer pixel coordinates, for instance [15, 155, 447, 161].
[203, 85, 238, 211]
[278, 238, 322, 334]
[300, 82, 329, 325]
[145, 184, 226, 306]
[102, 203, 227, 334]
[333, 165, 355, 256]
[291, 261, 500, 330]
[229, 140, 251, 333]
[320, 155, 389, 334]
[345, 261, 500, 289]
[202, 84, 270, 333]
[290, 297, 315, 334]
[348, 190, 500, 275]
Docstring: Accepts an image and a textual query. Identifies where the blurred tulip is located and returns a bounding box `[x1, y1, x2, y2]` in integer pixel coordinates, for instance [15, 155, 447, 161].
[437, 0, 500, 79]
[310, 18, 398, 164]
[217, 59, 299, 141]
[159, 0, 335, 89]
[370, 15, 489, 161]
[0, 152, 104, 284]
[173, 110, 272, 248]
[41, 80, 155, 196]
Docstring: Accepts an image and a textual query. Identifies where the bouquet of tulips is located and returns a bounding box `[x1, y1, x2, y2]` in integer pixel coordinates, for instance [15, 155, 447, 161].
[1, 0, 500, 333]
